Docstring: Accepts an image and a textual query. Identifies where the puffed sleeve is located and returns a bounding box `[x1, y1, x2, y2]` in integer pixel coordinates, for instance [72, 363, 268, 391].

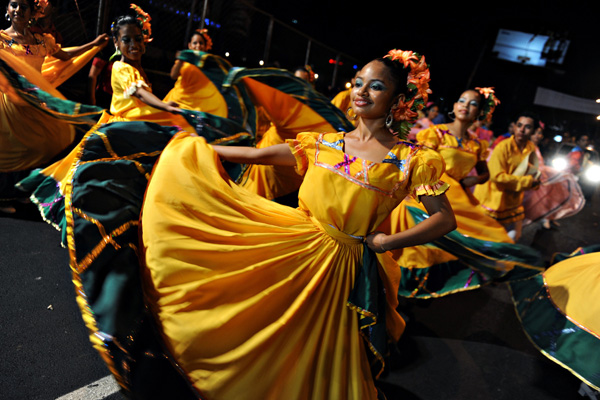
[416, 125, 443, 151]
[42, 33, 61, 55]
[407, 146, 449, 201]
[285, 131, 320, 176]
[111, 61, 149, 99]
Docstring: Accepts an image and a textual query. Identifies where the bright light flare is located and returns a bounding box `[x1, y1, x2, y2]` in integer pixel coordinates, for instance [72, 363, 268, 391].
[584, 164, 600, 183]
[345, 81, 352, 89]
[551, 156, 568, 171]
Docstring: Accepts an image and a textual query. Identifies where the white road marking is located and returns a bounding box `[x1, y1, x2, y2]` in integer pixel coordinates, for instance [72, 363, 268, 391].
[55, 375, 120, 400]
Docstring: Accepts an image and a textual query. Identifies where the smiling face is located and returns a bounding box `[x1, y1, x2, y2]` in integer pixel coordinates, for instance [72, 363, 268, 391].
[6, 0, 32, 27]
[113, 24, 145, 63]
[188, 33, 206, 51]
[453, 90, 481, 123]
[351, 60, 399, 120]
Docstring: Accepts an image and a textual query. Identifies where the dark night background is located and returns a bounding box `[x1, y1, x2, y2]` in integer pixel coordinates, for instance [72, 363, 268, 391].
[57, 0, 600, 141]
[253, 0, 600, 140]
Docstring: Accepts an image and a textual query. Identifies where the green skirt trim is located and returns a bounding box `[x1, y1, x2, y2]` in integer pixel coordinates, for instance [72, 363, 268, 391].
[510, 272, 600, 391]
[399, 206, 545, 299]
[223, 65, 355, 133]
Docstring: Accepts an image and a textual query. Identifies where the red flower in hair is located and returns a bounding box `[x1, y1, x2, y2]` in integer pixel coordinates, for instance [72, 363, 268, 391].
[381, 49, 432, 137]
[385, 49, 419, 68]
[475, 87, 501, 123]
[196, 29, 213, 51]
[130, 3, 153, 43]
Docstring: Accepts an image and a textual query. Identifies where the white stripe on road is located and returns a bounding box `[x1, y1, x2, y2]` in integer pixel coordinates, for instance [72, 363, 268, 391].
[56, 375, 120, 400]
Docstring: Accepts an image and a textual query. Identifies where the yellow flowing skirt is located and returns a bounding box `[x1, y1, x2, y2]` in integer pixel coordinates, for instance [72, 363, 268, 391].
[141, 133, 381, 399]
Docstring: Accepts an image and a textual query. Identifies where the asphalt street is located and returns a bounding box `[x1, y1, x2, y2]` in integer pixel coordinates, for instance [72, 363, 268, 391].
[1, 187, 598, 400]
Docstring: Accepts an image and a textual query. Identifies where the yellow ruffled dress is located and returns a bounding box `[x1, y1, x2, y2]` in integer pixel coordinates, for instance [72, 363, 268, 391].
[100, 61, 195, 130]
[0, 29, 104, 172]
[33, 61, 199, 193]
[141, 131, 448, 399]
[0, 31, 74, 172]
[474, 136, 537, 223]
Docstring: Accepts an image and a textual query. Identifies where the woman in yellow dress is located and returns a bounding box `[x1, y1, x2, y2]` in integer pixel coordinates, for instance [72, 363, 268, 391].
[139, 50, 456, 399]
[380, 88, 545, 298]
[0, 0, 108, 213]
[163, 28, 228, 117]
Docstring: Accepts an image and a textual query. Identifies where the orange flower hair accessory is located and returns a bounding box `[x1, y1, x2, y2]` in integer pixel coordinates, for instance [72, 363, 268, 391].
[130, 3, 153, 43]
[475, 87, 500, 123]
[194, 29, 213, 51]
[384, 49, 432, 138]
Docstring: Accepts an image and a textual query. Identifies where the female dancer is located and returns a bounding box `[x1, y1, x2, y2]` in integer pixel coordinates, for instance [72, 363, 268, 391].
[0, 0, 107, 213]
[380, 88, 544, 298]
[163, 28, 228, 116]
[3, 0, 108, 89]
[139, 50, 456, 399]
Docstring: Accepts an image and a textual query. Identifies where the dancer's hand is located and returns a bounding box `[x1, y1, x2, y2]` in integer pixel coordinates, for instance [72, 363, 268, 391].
[364, 231, 389, 253]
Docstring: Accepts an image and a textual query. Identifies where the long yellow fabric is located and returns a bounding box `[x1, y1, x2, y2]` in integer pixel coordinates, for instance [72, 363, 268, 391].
[0, 34, 75, 171]
[42, 45, 104, 88]
[544, 252, 600, 335]
[474, 136, 537, 223]
[381, 125, 513, 269]
[141, 131, 448, 399]
[163, 61, 228, 117]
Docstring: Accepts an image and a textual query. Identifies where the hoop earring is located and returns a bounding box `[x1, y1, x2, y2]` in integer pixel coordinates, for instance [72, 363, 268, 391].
[385, 112, 394, 129]
[5, 13, 10, 22]
[346, 107, 358, 121]
[448, 110, 456, 121]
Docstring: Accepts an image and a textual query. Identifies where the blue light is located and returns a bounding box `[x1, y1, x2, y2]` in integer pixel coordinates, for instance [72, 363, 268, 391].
[353, 65, 358, 70]
[554, 135, 563, 143]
